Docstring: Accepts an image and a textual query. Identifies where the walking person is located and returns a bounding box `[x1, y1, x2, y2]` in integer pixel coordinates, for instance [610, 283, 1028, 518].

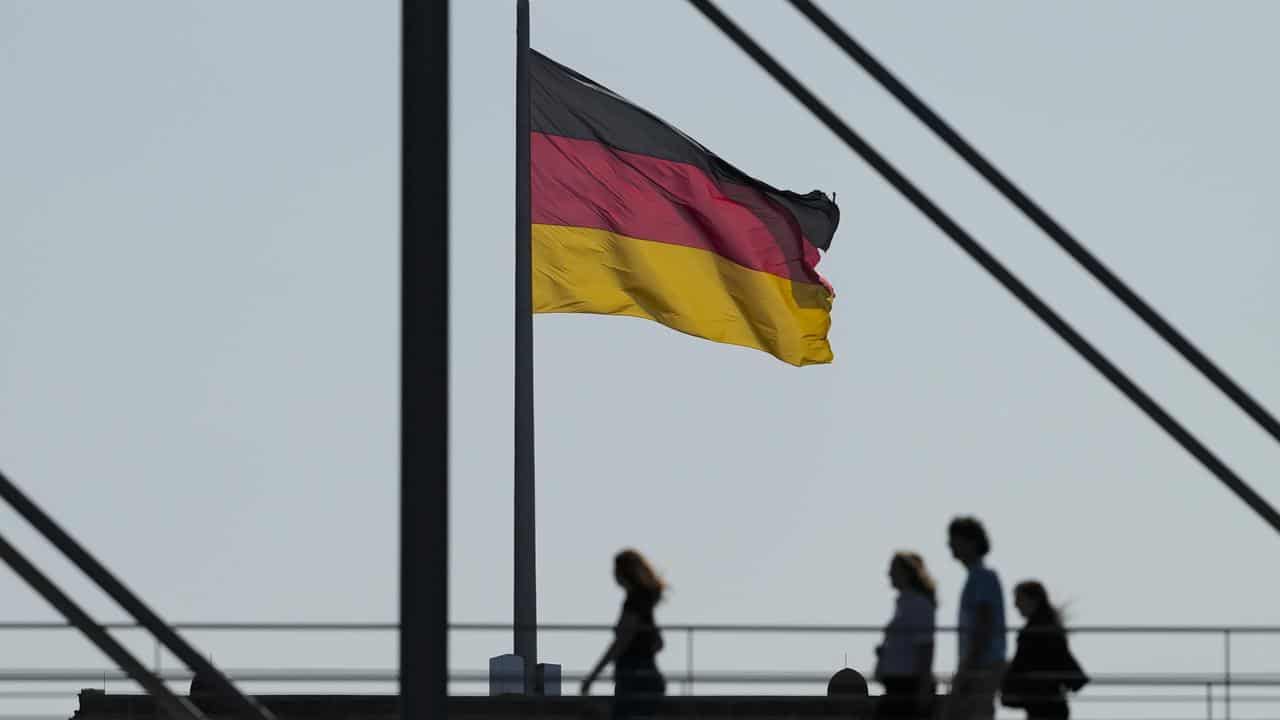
[1001, 581, 1089, 720]
[943, 516, 1007, 720]
[581, 549, 667, 719]
[873, 551, 937, 719]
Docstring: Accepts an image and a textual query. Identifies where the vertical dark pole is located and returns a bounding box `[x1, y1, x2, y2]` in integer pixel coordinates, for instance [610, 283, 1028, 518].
[1225, 630, 1232, 720]
[513, 0, 538, 694]
[401, 0, 449, 718]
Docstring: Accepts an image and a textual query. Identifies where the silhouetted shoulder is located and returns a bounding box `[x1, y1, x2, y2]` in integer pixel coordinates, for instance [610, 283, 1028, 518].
[623, 589, 659, 615]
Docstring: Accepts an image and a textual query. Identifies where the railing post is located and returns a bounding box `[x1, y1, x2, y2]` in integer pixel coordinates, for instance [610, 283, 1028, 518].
[1224, 629, 1232, 720]
[686, 627, 694, 695]
[1207, 682, 1213, 720]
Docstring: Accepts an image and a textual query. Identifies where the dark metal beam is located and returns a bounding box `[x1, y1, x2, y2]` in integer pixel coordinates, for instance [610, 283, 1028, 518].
[401, 0, 450, 717]
[789, 0, 1280, 449]
[0, 471, 275, 720]
[0, 531, 205, 720]
[686, 0, 1280, 537]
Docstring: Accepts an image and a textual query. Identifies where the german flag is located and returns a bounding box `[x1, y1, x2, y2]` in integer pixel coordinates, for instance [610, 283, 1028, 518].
[530, 51, 840, 366]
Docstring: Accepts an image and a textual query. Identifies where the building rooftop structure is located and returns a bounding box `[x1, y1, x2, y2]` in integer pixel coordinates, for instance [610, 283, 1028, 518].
[71, 690, 873, 720]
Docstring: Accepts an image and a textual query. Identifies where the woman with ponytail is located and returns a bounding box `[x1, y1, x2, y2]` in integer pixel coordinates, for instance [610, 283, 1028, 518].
[582, 549, 667, 719]
[1001, 581, 1088, 719]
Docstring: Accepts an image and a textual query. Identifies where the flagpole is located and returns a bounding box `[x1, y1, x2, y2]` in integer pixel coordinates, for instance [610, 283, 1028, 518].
[513, 0, 538, 694]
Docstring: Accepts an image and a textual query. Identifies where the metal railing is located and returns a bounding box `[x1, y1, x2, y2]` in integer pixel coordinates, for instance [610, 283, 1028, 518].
[2, 621, 1278, 720]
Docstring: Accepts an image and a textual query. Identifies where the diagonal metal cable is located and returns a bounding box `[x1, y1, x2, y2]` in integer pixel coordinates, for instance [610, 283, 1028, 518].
[0, 532, 205, 720]
[686, 0, 1280, 535]
[0, 471, 276, 720]
[789, 0, 1280, 447]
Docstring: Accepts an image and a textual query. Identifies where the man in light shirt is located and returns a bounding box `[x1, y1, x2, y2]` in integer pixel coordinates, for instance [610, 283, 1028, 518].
[944, 516, 1007, 720]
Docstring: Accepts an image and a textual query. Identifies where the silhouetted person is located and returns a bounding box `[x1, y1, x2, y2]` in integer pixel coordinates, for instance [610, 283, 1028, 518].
[943, 516, 1006, 720]
[581, 549, 666, 719]
[873, 551, 937, 719]
[1001, 581, 1089, 720]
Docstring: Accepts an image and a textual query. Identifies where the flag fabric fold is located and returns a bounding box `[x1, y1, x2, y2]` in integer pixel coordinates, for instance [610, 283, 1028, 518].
[530, 50, 840, 366]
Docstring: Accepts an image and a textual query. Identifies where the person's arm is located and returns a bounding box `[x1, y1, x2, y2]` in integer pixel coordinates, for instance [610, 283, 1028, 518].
[1000, 633, 1028, 706]
[912, 641, 934, 694]
[580, 612, 640, 695]
[873, 599, 902, 681]
[1005, 635, 1027, 676]
[908, 598, 934, 692]
[960, 603, 993, 673]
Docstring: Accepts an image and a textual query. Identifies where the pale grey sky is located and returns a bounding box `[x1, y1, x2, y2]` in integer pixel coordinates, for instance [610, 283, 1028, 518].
[3, 1, 1280, 717]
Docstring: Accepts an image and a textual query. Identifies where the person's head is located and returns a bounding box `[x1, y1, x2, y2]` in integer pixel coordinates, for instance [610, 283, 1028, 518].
[888, 551, 937, 606]
[614, 548, 665, 599]
[1013, 580, 1061, 625]
[947, 516, 990, 565]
